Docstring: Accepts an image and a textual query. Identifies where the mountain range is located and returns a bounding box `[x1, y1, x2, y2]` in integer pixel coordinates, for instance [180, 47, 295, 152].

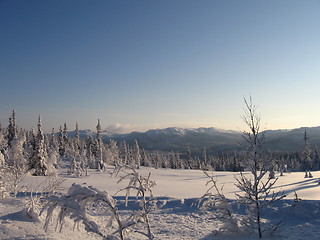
[69, 126, 320, 155]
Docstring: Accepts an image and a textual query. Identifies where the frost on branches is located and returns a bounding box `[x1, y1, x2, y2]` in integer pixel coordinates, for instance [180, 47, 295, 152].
[198, 171, 239, 235]
[235, 97, 285, 238]
[113, 165, 157, 239]
[41, 167, 157, 240]
[5, 134, 28, 196]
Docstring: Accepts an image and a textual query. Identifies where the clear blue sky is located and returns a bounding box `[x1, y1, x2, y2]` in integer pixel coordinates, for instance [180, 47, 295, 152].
[1, 0, 320, 133]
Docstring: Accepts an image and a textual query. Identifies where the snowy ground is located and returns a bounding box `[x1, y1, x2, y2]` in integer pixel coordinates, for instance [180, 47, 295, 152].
[1, 167, 320, 239]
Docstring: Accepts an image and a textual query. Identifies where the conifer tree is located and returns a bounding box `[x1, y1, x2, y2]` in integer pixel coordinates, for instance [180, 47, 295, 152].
[141, 149, 151, 167]
[119, 141, 129, 165]
[202, 147, 211, 170]
[7, 109, 17, 147]
[95, 119, 104, 171]
[58, 126, 64, 157]
[132, 140, 141, 168]
[6, 133, 27, 196]
[63, 123, 68, 145]
[29, 115, 48, 176]
[303, 130, 313, 178]
[186, 144, 193, 169]
[74, 122, 81, 153]
[47, 128, 59, 168]
[108, 139, 120, 166]
[86, 135, 95, 168]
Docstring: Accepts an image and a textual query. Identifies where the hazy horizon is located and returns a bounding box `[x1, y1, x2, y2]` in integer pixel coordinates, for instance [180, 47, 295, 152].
[2, 108, 319, 134]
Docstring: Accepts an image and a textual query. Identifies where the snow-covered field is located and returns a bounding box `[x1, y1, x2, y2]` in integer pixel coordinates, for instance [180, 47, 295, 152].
[1, 167, 320, 240]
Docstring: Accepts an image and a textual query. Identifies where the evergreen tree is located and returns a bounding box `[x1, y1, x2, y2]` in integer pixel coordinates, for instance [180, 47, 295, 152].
[108, 139, 120, 166]
[95, 119, 104, 171]
[29, 115, 48, 176]
[119, 141, 129, 165]
[74, 122, 81, 153]
[141, 149, 151, 167]
[132, 140, 141, 168]
[202, 147, 211, 170]
[58, 126, 65, 157]
[63, 123, 68, 145]
[6, 133, 27, 196]
[47, 128, 59, 169]
[175, 151, 183, 169]
[303, 130, 313, 178]
[86, 134, 95, 168]
[169, 151, 176, 169]
[186, 144, 193, 169]
[7, 109, 17, 147]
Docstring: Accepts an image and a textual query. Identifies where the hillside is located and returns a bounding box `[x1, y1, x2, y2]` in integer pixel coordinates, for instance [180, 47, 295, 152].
[69, 126, 320, 155]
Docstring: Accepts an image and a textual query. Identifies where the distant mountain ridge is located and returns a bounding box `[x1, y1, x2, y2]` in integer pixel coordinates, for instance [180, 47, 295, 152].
[66, 126, 320, 155]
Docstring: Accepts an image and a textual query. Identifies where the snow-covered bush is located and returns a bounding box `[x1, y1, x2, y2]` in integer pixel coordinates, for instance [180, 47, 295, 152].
[41, 167, 157, 240]
[24, 176, 66, 222]
[5, 134, 28, 196]
[41, 183, 135, 240]
[199, 171, 239, 235]
[113, 165, 157, 239]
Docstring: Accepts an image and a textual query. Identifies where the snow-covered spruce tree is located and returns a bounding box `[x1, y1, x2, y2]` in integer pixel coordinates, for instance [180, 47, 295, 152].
[132, 140, 141, 168]
[79, 142, 89, 176]
[63, 123, 68, 147]
[24, 128, 36, 163]
[29, 115, 48, 176]
[185, 144, 193, 169]
[47, 128, 59, 170]
[302, 130, 313, 178]
[152, 152, 162, 169]
[74, 122, 81, 151]
[5, 133, 28, 196]
[168, 151, 176, 169]
[235, 97, 285, 238]
[58, 125, 65, 157]
[67, 123, 83, 176]
[6, 109, 17, 147]
[95, 119, 105, 171]
[201, 147, 212, 171]
[86, 134, 95, 168]
[119, 141, 129, 165]
[108, 139, 120, 166]
[174, 151, 183, 169]
[0, 149, 9, 199]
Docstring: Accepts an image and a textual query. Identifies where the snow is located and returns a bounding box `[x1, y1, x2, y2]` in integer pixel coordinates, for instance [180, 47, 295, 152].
[1, 167, 320, 239]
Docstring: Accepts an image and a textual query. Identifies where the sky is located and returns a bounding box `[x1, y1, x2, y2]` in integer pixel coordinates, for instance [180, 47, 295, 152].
[1, 0, 320, 133]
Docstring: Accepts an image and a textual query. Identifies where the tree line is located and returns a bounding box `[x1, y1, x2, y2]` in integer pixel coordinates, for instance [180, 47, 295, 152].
[0, 109, 317, 182]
